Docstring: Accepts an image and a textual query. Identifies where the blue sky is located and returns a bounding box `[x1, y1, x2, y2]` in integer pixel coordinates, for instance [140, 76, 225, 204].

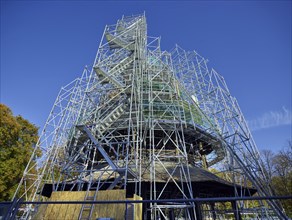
[1, 1, 291, 152]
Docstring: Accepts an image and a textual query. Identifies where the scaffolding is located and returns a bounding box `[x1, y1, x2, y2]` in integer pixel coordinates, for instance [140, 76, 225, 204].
[13, 13, 288, 219]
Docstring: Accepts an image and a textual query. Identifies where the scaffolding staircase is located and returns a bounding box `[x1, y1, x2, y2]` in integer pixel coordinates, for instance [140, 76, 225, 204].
[94, 55, 133, 88]
[94, 66, 125, 88]
[109, 56, 133, 77]
[97, 102, 128, 137]
[76, 94, 136, 179]
[105, 32, 135, 51]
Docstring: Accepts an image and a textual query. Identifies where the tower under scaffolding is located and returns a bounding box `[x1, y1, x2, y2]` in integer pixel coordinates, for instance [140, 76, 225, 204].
[14, 13, 288, 219]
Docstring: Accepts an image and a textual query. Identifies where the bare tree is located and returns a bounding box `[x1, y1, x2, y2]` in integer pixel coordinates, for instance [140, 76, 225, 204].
[261, 149, 275, 183]
[261, 141, 292, 217]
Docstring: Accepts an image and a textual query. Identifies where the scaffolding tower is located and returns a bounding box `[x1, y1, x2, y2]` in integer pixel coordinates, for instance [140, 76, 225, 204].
[14, 13, 288, 219]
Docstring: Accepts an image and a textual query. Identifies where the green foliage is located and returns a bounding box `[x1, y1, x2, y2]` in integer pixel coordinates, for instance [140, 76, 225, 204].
[0, 103, 39, 201]
[261, 142, 292, 217]
[271, 145, 292, 217]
